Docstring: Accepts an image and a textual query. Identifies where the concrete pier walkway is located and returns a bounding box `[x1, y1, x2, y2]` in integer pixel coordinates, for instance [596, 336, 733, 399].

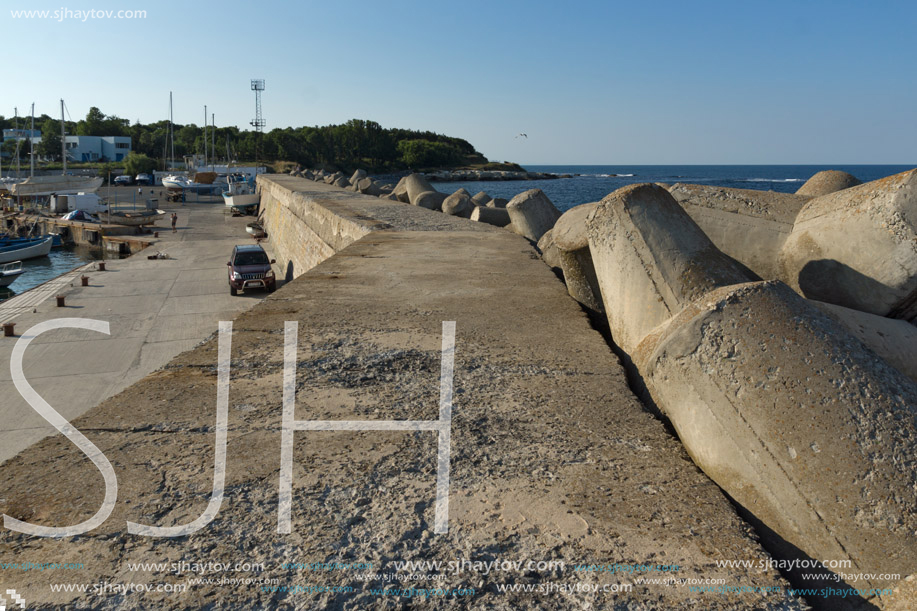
[0, 178, 802, 609]
[0, 202, 278, 462]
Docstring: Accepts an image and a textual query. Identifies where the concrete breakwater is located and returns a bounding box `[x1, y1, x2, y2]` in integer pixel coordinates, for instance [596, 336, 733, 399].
[0, 175, 808, 609]
[285, 167, 917, 609]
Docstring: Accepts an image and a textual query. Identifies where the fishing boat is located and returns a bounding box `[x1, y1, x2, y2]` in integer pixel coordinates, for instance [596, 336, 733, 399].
[0, 233, 63, 247]
[0, 261, 24, 288]
[223, 174, 260, 209]
[0, 236, 53, 264]
[106, 209, 167, 226]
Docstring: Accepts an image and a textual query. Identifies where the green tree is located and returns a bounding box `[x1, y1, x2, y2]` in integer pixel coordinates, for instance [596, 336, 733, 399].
[397, 139, 464, 168]
[123, 152, 157, 176]
[77, 107, 106, 136]
[37, 118, 62, 160]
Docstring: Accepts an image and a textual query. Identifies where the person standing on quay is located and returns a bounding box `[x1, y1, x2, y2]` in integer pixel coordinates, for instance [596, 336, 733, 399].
[171, 212, 178, 233]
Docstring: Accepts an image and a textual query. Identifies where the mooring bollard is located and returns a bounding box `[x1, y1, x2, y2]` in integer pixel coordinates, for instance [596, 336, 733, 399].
[98, 261, 106, 271]
[154, 231, 159, 238]
[56, 295, 66, 307]
[2, 322, 14, 337]
[81, 275, 90, 286]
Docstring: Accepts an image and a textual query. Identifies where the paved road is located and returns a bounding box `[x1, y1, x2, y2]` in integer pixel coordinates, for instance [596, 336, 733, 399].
[0, 201, 278, 463]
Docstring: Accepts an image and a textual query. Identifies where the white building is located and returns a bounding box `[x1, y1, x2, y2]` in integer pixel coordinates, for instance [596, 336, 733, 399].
[61, 135, 132, 162]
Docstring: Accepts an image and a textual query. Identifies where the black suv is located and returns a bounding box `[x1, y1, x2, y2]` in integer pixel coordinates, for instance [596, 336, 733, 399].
[227, 244, 276, 295]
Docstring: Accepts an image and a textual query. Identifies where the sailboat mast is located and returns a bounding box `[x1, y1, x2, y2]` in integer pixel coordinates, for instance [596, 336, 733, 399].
[30, 103, 35, 178]
[61, 99, 67, 175]
[169, 92, 174, 170]
[211, 113, 215, 172]
[14, 107, 20, 177]
[203, 105, 207, 170]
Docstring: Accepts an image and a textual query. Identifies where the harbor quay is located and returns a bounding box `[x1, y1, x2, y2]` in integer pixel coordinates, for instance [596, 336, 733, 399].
[0, 199, 279, 463]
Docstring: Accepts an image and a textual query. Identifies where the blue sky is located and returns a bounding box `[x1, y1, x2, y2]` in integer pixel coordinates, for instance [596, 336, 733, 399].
[3, 0, 915, 164]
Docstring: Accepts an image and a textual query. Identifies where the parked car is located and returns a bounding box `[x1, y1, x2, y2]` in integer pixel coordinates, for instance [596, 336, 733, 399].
[135, 173, 153, 186]
[113, 175, 133, 186]
[227, 244, 276, 295]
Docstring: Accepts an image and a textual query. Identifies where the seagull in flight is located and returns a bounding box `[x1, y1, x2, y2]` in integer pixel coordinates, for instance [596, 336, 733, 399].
[516, 133, 527, 139]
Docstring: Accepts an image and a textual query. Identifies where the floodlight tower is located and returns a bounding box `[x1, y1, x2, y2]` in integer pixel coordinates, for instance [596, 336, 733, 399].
[250, 79, 265, 162]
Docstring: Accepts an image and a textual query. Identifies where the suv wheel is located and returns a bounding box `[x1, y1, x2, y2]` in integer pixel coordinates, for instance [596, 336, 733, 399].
[230, 286, 238, 296]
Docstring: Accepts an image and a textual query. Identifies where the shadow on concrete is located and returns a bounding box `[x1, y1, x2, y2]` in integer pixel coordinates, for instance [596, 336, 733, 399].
[728, 494, 878, 611]
[798, 259, 889, 314]
[285, 260, 295, 282]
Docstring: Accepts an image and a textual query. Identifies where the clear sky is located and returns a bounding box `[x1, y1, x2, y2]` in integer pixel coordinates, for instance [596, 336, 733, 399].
[3, 0, 915, 164]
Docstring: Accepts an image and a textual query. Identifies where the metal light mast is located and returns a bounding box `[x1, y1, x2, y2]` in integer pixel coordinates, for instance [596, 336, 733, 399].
[250, 79, 265, 163]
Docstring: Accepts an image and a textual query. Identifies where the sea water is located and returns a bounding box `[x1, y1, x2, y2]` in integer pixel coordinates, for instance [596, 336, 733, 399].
[0, 245, 101, 302]
[432, 165, 914, 212]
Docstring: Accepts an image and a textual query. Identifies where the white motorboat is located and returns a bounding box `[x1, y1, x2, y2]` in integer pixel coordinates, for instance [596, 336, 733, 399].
[223, 174, 259, 208]
[106, 209, 167, 226]
[162, 174, 217, 193]
[0, 261, 25, 288]
[0, 236, 53, 264]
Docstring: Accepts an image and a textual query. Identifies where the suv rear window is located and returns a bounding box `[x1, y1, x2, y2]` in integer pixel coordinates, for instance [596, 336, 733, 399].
[234, 252, 270, 266]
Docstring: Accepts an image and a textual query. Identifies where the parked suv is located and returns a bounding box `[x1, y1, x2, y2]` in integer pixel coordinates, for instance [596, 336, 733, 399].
[227, 244, 276, 295]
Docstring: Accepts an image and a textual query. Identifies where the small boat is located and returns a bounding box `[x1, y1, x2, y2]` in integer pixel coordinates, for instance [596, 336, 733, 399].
[246, 222, 266, 238]
[0, 236, 53, 264]
[106, 209, 167, 226]
[223, 174, 260, 209]
[0, 261, 24, 288]
[0, 234, 62, 247]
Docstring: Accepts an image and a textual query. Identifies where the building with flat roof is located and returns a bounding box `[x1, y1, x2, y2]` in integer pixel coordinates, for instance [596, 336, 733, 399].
[62, 135, 132, 162]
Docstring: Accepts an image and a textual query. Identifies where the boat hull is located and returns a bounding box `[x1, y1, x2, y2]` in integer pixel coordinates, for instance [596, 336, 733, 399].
[0, 237, 53, 264]
[106, 209, 167, 226]
[0, 262, 24, 288]
[223, 192, 260, 208]
[10, 176, 104, 196]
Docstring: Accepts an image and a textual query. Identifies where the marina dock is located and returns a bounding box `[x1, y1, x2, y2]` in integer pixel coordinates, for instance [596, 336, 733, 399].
[0, 201, 277, 462]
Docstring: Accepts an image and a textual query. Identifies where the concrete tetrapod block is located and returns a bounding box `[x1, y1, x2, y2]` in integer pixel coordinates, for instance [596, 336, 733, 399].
[632, 280, 917, 609]
[487, 197, 509, 208]
[668, 183, 811, 279]
[779, 169, 917, 320]
[442, 188, 474, 218]
[585, 184, 758, 354]
[350, 169, 367, 185]
[413, 190, 447, 211]
[536, 228, 562, 273]
[470, 204, 510, 227]
[392, 176, 410, 203]
[796, 169, 862, 197]
[552, 202, 604, 314]
[403, 173, 437, 205]
[810, 300, 917, 383]
[471, 191, 491, 206]
[356, 177, 383, 196]
[506, 189, 562, 242]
